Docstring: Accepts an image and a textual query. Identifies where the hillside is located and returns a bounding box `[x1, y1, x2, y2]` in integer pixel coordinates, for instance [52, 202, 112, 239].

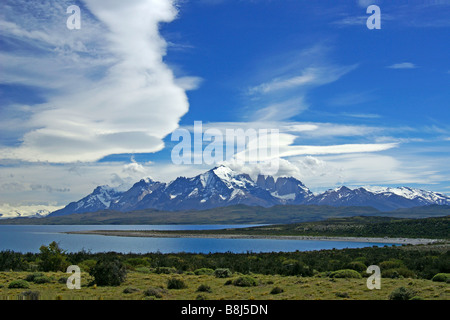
[1, 204, 449, 225]
[161, 215, 449, 240]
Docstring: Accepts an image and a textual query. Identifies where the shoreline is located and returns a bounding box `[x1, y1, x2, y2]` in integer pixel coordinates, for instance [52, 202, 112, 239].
[64, 230, 443, 245]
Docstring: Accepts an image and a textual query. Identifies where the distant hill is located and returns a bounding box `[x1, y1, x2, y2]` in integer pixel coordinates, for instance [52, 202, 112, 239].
[197, 215, 450, 240]
[1, 204, 449, 225]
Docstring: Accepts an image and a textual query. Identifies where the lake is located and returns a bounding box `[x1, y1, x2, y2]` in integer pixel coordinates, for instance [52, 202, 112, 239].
[0, 225, 394, 254]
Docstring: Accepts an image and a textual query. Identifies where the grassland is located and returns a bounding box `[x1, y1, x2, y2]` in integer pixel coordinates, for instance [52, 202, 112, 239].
[0, 270, 448, 300]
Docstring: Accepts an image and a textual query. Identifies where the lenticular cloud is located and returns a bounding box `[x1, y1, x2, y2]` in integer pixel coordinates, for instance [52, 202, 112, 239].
[1, 0, 191, 163]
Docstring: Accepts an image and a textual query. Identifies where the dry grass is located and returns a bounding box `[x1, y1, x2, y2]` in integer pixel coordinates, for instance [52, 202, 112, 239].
[0, 271, 448, 300]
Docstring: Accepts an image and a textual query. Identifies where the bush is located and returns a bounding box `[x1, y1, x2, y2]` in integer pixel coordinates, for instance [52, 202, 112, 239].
[379, 260, 404, 270]
[58, 276, 68, 284]
[155, 267, 177, 274]
[144, 287, 166, 298]
[196, 294, 208, 300]
[89, 257, 127, 286]
[346, 261, 367, 272]
[214, 268, 232, 278]
[25, 273, 44, 282]
[38, 242, 68, 272]
[197, 284, 212, 293]
[383, 268, 415, 279]
[389, 287, 416, 300]
[232, 276, 258, 287]
[167, 278, 187, 290]
[194, 268, 214, 275]
[125, 257, 149, 268]
[270, 286, 284, 295]
[33, 276, 52, 284]
[19, 291, 40, 300]
[123, 287, 140, 294]
[8, 280, 30, 289]
[78, 259, 97, 272]
[335, 292, 350, 298]
[25, 272, 51, 284]
[0, 250, 27, 271]
[329, 269, 362, 279]
[431, 273, 449, 282]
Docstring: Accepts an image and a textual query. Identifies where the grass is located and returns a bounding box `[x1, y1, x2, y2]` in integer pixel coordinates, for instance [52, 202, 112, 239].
[0, 271, 448, 300]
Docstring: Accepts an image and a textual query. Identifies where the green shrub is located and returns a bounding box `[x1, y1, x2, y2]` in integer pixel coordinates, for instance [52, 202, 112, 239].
[431, 273, 449, 282]
[335, 292, 350, 298]
[8, 280, 30, 289]
[194, 268, 214, 275]
[214, 268, 232, 278]
[58, 276, 68, 284]
[329, 269, 362, 279]
[19, 291, 40, 300]
[123, 287, 140, 294]
[89, 257, 127, 286]
[25, 272, 51, 284]
[346, 261, 367, 272]
[379, 260, 404, 270]
[270, 286, 284, 295]
[382, 268, 415, 279]
[78, 259, 97, 272]
[197, 284, 212, 293]
[167, 278, 187, 290]
[155, 267, 177, 274]
[33, 276, 51, 284]
[38, 242, 68, 272]
[125, 257, 149, 268]
[196, 294, 208, 300]
[25, 273, 44, 282]
[144, 287, 166, 298]
[232, 276, 258, 287]
[389, 287, 416, 300]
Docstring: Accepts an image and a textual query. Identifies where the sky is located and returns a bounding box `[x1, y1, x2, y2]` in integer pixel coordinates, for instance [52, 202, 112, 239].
[0, 0, 449, 217]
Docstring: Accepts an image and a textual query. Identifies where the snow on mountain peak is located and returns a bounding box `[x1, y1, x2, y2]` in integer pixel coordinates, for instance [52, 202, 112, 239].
[361, 186, 445, 201]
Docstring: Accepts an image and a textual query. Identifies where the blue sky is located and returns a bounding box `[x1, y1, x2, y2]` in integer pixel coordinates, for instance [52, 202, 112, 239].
[0, 0, 449, 217]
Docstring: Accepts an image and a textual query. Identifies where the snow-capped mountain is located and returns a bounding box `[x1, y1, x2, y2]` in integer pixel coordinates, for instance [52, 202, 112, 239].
[50, 185, 124, 216]
[109, 178, 166, 212]
[305, 186, 450, 211]
[127, 166, 280, 211]
[48, 165, 450, 216]
[256, 175, 312, 204]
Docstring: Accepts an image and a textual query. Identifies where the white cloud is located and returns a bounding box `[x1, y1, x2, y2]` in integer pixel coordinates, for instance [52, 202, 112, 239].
[252, 98, 309, 122]
[387, 62, 417, 69]
[248, 65, 358, 95]
[280, 142, 397, 158]
[341, 113, 381, 119]
[0, 0, 193, 163]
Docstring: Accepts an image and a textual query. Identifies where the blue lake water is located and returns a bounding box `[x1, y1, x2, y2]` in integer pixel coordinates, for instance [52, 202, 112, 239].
[0, 225, 394, 254]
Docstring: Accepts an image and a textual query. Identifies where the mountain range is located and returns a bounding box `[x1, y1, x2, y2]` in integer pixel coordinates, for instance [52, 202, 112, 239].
[48, 165, 450, 217]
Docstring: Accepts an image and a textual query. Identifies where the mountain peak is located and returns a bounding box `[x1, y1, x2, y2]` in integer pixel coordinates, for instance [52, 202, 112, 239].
[49, 166, 450, 216]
